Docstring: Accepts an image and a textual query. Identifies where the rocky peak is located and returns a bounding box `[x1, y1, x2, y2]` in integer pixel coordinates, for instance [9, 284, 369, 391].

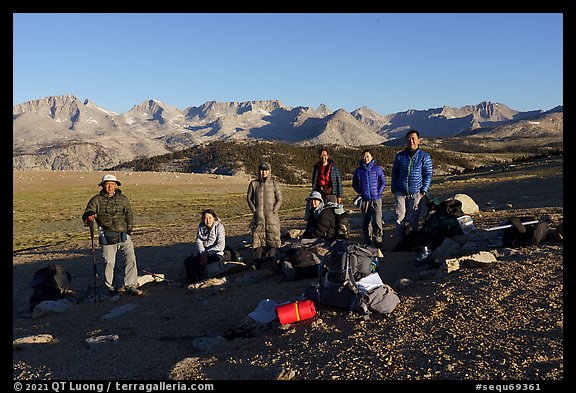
[316, 103, 332, 117]
[440, 101, 517, 122]
[125, 99, 184, 124]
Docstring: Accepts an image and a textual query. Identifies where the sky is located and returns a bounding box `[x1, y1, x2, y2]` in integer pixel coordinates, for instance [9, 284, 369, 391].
[13, 13, 563, 116]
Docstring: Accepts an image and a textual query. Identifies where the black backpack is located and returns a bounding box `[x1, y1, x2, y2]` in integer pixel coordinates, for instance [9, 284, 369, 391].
[407, 198, 464, 250]
[318, 202, 349, 240]
[284, 248, 321, 281]
[315, 240, 399, 317]
[332, 209, 349, 240]
[502, 216, 549, 248]
[223, 245, 238, 262]
[29, 264, 72, 312]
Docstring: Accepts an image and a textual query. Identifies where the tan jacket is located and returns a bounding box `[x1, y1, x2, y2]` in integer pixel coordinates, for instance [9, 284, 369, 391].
[247, 176, 282, 248]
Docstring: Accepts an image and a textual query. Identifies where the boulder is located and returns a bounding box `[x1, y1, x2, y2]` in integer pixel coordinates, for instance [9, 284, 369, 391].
[32, 299, 73, 318]
[13, 333, 55, 349]
[454, 193, 479, 215]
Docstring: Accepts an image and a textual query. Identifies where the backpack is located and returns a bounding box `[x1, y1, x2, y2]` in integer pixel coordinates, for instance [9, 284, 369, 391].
[322, 202, 349, 240]
[223, 245, 238, 262]
[288, 248, 319, 268]
[353, 280, 400, 316]
[333, 209, 349, 240]
[407, 198, 464, 250]
[29, 264, 72, 312]
[502, 216, 549, 248]
[315, 240, 399, 317]
[281, 248, 321, 281]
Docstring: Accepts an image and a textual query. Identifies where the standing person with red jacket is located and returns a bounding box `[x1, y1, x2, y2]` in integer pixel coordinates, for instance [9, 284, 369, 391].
[352, 149, 387, 253]
[311, 148, 343, 204]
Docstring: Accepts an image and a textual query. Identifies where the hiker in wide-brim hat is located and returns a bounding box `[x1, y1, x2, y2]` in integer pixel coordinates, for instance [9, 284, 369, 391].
[98, 174, 121, 186]
[81, 174, 143, 296]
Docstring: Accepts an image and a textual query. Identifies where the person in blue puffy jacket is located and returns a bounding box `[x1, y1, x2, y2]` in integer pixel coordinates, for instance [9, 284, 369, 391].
[352, 149, 386, 252]
[391, 129, 433, 251]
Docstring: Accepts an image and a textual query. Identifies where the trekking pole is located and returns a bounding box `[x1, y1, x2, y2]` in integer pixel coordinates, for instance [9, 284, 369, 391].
[484, 220, 539, 232]
[87, 219, 101, 303]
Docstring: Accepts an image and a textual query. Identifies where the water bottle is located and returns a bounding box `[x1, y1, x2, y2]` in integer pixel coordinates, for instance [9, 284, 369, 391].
[370, 257, 380, 273]
[412, 245, 432, 267]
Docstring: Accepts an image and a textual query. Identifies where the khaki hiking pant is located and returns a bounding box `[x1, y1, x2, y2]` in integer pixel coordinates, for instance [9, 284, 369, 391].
[394, 192, 424, 242]
[101, 235, 138, 290]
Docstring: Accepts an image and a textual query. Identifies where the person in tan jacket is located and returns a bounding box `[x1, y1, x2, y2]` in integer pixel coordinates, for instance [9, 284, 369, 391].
[246, 161, 283, 270]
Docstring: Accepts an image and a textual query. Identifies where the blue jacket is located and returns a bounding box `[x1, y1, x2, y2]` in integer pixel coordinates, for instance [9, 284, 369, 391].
[352, 160, 386, 200]
[391, 148, 433, 195]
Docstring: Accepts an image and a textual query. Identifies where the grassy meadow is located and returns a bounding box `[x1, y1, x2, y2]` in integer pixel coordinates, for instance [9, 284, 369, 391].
[13, 155, 562, 252]
[12, 172, 364, 252]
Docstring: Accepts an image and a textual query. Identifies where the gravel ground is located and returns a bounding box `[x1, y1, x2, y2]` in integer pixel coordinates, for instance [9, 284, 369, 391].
[12, 162, 564, 383]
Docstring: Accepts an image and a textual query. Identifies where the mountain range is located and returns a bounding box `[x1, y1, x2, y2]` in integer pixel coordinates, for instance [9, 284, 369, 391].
[13, 95, 563, 171]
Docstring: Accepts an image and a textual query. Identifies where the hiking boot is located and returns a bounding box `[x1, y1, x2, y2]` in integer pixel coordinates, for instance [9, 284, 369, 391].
[265, 258, 281, 274]
[249, 258, 263, 270]
[510, 217, 527, 233]
[124, 287, 143, 296]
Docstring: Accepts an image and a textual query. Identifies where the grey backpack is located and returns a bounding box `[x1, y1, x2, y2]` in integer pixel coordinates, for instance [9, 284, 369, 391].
[317, 240, 400, 317]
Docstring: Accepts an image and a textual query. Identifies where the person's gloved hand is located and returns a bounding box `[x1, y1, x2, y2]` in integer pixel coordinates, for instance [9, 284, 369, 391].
[83, 214, 96, 226]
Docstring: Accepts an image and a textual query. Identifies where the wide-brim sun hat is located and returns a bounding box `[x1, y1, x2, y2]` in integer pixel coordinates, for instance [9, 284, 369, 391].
[98, 174, 121, 186]
[306, 191, 323, 202]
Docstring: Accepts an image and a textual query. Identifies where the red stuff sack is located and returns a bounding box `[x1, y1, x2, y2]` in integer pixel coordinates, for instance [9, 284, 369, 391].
[275, 299, 316, 324]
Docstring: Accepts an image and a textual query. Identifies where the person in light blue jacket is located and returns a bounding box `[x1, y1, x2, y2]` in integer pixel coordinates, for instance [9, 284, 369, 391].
[391, 129, 433, 251]
[184, 208, 226, 283]
[352, 149, 386, 252]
